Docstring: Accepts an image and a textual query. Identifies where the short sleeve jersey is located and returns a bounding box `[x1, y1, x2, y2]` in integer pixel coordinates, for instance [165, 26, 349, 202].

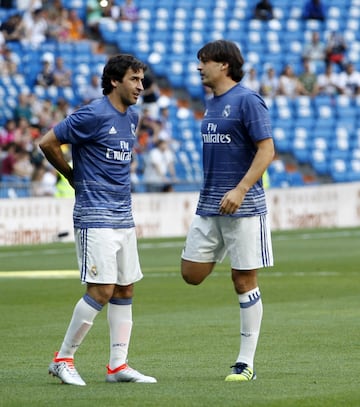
[54, 96, 138, 229]
[196, 83, 272, 217]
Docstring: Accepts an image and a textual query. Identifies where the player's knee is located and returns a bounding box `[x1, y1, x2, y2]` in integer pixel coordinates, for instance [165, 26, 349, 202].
[181, 260, 210, 285]
[87, 284, 115, 305]
[181, 270, 202, 285]
[231, 269, 258, 294]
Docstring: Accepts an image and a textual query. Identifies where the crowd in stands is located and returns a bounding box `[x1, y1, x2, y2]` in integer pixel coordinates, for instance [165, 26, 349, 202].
[0, 0, 180, 197]
[244, 1, 359, 99]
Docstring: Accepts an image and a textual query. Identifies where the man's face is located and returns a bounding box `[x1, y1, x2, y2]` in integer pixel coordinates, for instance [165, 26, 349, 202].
[112, 68, 145, 107]
[197, 59, 225, 88]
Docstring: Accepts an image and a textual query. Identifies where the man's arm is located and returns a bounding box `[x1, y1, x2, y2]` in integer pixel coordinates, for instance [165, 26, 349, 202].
[219, 137, 275, 215]
[39, 129, 74, 188]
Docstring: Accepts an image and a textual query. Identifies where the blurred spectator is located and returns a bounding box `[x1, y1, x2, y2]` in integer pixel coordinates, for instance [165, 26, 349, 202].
[86, 0, 103, 36]
[278, 64, 307, 98]
[157, 106, 174, 144]
[12, 148, 34, 180]
[337, 63, 360, 97]
[28, 92, 46, 117]
[57, 8, 72, 42]
[302, 31, 326, 73]
[137, 107, 161, 151]
[67, 8, 85, 41]
[53, 56, 72, 87]
[325, 31, 347, 70]
[0, 119, 16, 147]
[242, 67, 261, 93]
[49, 0, 64, 16]
[119, 0, 139, 22]
[1, 142, 20, 175]
[82, 74, 103, 103]
[155, 105, 179, 153]
[0, 13, 25, 42]
[21, 7, 48, 48]
[260, 65, 279, 98]
[14, 117, 39, 152]
[35, 99, 56, 132]
[298, 58, 319, 97]
[317, 63, 343, 95]
[53, 98, 73, 122]
[1, 49, 21, 79]
[302, 0, 326, 21]
[1, 142, 34, 181]
[141, 72, 160, 120]
[17, 0, 42, 12]
[31, 161, 58, 196]
[143, 139, 176, 193]
[46, 7, 69, 42]
[13, 93, 33, 124]
[36, 60, 55, 87]
[254, 0, 274, 21]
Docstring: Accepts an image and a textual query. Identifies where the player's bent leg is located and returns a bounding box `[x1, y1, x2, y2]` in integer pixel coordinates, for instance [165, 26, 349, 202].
[181, 259, 215, 285]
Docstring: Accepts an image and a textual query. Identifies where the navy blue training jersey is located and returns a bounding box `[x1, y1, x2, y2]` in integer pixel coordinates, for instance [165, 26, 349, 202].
[196, 83, 273, 217]
[54, 96, 138, 229]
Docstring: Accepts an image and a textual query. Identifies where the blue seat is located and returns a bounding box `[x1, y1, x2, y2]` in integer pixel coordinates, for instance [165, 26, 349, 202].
[273, 126, 292, 153]
[268, 171, 289, 188]
[329, 158, 348, 182]
[293, 117, 315, 130]
[310, 149, 329, 176]
[292, 138, 310, 164]
[287, 171, 304, 186]
[335, 105, 357, 120]
[348, 160, 360, 182]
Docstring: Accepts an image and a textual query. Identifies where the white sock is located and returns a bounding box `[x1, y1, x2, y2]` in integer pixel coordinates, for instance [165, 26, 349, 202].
[57, 294, 102, 359]
[236, 287, 263, 368]
[107, 298, 133, 370]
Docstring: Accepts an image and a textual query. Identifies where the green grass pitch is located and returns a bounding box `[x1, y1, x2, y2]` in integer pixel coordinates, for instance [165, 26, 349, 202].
[0, 227, 359, 407]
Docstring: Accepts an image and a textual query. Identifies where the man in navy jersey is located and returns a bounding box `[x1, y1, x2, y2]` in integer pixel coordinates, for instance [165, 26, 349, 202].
[40, 54, 157, 385]
[181, 40, 275, 382]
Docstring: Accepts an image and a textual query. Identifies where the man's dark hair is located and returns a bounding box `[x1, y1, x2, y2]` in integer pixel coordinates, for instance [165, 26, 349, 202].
[197, 40, 245, 82]
[101, 54, 147, 95]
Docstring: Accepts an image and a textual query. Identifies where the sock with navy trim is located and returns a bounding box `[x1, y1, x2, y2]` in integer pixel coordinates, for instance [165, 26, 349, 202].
[236, 287, 263, 368]
[57, 294, 103, 359]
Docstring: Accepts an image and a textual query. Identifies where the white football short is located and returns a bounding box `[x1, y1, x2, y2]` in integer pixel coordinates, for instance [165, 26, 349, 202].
[74, 228, 143, 285]
[181, 214, 273, 270]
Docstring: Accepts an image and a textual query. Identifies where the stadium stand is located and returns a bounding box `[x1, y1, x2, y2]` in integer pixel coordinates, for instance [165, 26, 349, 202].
[1, 0, 360, 197]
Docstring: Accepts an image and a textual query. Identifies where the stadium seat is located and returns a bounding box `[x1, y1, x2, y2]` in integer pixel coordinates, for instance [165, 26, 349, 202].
[287, 171, 305, 187]
[273, 127, 292, 153]
[329, 158, 348, 182]
[348, 159, 360, 181]
[310, 150, 329, 176]
[292, 138, 310, 164]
